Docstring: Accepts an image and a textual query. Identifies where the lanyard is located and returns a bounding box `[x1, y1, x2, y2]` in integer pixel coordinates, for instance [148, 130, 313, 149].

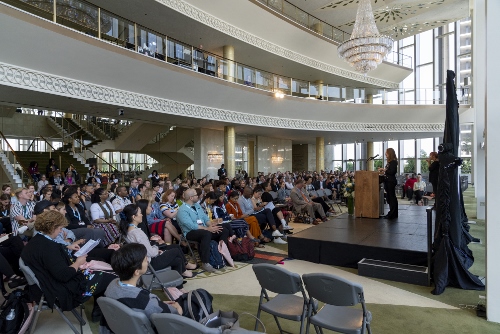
[118, 281, 136, 287]
[71, 206, 81, 221]
[1, 210, 7, 216]
[22, 205, 28, 218]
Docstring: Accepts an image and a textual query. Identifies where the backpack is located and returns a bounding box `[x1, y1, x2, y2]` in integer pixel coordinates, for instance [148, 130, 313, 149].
[227, 237, 255, 262]
[209, 240, 225, 269]
[0, 289, 33, 334]
[176, 289, 214, 322]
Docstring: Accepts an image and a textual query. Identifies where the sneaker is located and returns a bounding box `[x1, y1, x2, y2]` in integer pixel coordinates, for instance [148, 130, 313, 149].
[282, 225, 294, 230]
[201, 263, 216, 273]
[273, 237, 287, 244]
[272, 230, 283, 237]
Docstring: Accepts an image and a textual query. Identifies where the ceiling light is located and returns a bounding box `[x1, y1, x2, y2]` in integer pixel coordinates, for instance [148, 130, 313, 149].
[337, 0, 393, 74]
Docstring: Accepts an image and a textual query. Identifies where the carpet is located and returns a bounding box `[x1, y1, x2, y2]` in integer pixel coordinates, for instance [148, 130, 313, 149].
[248, 250, 288, 265]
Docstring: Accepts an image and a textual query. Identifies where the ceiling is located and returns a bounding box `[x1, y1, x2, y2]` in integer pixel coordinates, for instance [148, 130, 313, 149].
[284, 0, 470, 39]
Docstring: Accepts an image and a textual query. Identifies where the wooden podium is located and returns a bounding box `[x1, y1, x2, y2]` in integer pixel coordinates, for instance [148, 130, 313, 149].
[355, 171, 381, 218]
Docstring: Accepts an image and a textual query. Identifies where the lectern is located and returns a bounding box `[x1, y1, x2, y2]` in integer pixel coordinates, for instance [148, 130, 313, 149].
[355, 171, 381, 218]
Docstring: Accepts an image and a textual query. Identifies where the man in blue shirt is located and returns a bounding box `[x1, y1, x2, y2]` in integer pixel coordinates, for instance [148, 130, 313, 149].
[177, 188, 229, 273]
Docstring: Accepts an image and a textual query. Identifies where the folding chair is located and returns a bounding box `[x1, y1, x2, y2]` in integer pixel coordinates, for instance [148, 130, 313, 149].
[252, 264, 311, 334]
[180, 234, 200, 264]
[151, 313, 220, 334]
[97, 297, 155, 334]
[302, 273, 372, 334]
[317, 189, 342, 212]
[19, 258, 86, 334]
[120, 238, 184, 291]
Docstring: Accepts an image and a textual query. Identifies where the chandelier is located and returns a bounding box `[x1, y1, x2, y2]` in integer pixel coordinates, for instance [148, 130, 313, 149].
[337, 0, 393, 74]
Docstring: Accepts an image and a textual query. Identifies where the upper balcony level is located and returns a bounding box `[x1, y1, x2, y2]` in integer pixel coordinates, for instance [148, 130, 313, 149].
[0, 2, 468, 144]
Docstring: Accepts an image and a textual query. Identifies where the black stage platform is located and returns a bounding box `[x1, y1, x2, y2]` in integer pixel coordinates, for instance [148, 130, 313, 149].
[288, 205, 433, 268]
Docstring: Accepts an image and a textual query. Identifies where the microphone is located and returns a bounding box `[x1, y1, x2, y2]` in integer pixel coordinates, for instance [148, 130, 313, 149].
[367, 154, 379, 161]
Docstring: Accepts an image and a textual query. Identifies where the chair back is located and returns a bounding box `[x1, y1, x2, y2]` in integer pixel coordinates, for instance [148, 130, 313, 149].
[269, 191, 278, 200]
[97, 297, 155, 334]
[309, 190, 319, 197]
[324, 189, 332, 196]
[19, 258, 40, 287]
[302, 273, 363, 307]
[315, 189, 325, 197]
[285, 189, 291, 197]
[252, 264, 303, 295]
[151, 313, 220, 334]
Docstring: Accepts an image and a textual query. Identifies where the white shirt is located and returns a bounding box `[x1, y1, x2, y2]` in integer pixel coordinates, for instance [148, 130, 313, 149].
[90, 201, 116, 222]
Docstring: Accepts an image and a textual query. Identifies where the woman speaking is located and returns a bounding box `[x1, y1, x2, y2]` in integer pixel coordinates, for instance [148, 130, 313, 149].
[379, 148, 398, 219]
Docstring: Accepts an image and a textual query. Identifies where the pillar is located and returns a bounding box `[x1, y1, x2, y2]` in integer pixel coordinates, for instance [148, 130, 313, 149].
[314, 80, 324, 98]
[367, 142, 374, 171]
[316, 137, 324, 172]
[224, 126, 235, 178]
[223, 45, 235, 82]
[248, 141, 255, 177]
[366, 94, 373, 104]
[484, 0, 500, 323]
[312, 22, 323, 35]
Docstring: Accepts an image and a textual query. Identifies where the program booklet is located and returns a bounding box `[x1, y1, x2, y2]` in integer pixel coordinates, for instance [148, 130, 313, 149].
[74, 239, 100, 257]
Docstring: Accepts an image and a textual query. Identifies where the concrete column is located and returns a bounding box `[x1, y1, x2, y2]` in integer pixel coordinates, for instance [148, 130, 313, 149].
[312, 22, 323, 35]
[314, 80, 324, 98]
[248, 141, 255, 177]
[224, 126, 235, 179]
[367, 142, 374, 171]
[366, 94, 373, 104]
[484, 0, 500, 323]
[223, 45, 235, 82]
[316, 137, 324, 172]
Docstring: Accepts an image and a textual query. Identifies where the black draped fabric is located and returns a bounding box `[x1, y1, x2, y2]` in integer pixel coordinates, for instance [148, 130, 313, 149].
[432, 70, 484, 295]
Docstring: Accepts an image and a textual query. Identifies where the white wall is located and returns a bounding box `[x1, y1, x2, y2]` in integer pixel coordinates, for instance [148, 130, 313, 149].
[194, 128, 224, 180]
[256, 136, 292, 173]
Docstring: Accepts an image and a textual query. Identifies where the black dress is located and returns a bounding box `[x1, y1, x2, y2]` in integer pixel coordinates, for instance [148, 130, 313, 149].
[428, 160, 440, 197]
[384, 160, 398, 219]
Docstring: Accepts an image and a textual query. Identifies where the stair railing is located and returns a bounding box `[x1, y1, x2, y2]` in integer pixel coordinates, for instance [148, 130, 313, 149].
[0, 131, 33, 185]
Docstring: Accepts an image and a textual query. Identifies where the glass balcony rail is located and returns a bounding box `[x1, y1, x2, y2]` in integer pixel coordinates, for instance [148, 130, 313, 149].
[7, 0, 465, 105]
[254, 0, 412, 68]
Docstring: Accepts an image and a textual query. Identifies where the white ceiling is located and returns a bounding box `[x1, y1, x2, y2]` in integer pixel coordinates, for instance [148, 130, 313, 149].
[284, 0, 470, 39]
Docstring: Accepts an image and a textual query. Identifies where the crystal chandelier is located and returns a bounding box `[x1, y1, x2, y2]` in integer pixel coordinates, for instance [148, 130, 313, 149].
[338, 0, 394, 74]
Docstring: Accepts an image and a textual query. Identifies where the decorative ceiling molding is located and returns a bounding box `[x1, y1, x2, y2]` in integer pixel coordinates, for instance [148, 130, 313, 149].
[0, 62, 443, 132]
[155, 0, 399, 89]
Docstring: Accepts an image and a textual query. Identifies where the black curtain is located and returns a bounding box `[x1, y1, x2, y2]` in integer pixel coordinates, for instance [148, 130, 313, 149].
[431, 70, 484, 295]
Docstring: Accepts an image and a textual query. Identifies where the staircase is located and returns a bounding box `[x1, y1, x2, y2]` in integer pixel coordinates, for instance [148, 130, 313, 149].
[16, 151, 89, 180]
[48, 117, 100, 143]
[0, 152, 23, 188]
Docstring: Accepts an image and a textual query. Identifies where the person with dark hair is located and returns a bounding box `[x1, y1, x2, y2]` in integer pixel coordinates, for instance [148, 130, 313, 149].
[217, 164, 226, 179]
[28, 161, 40, 182]
[90, 188, 120, 246]
[105, 243, 182, 320]
[0, 194, 11, 234]
[427, 151, 440, 200]
[148, 170, 160, 182]
[119, 204, 194, 277]
[21, 210, 116, 321]
[46, 158, 59, 177]
[379, 147, 399, 219]
[63, 188, 107, 245]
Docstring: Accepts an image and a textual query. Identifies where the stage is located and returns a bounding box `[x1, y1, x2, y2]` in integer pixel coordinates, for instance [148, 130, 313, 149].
[288, 205, 433, 268]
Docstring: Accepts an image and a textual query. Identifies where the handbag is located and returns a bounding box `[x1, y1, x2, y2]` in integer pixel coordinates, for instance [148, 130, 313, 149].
[221, 312, 267, 333]
[188, 290, 239, 330]
[218, 240, 235, 267]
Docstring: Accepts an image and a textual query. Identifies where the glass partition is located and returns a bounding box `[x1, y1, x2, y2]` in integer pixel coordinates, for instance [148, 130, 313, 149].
[137, 26, 166, 60]
[100, 10, 135, 50]
[56, 0, 99, 37]
[167, 39, 192, 67]
[16, 0, 54, 20]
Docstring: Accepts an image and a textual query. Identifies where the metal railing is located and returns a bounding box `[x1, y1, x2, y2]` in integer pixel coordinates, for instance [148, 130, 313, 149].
[3, 0, 426, 106]
[253, 0, 412, 69]
[0, 131, 33, 185]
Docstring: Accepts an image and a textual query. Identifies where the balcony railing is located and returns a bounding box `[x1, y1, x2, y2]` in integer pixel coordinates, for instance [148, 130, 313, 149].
[5, 0, 465, 105]
[253, 0, 412, 69]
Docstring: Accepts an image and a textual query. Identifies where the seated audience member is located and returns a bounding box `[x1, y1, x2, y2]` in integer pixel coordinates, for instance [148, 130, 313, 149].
[290, 179, 327, 225]
[238, 187, 285, 244]
[50, 171, 64, 190]
[304, 176, 334, 215]
[413, 174, 426, 205]
[63, 188, 107, 245]
[404, 174, 417, 201]
[21, 211, 116, 321]
[11, 187, 36, 238]
[0, 194, 11, 233]
[105, 243, 183, 321]
[37, 174, 49, 191]
[177, 189, 229, 273]
[90, 188, 120, 246]
[159, 190, 185, 244]
[111, 185, 131, 221]
[120, 204, 194, 277]
[64, 171, 76, 186]
[225, 191, 270, 244]
[261, 182, 293, 231]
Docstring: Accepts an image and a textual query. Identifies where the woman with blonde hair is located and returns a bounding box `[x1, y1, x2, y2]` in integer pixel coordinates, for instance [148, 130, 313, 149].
[378, 148, 399, 219]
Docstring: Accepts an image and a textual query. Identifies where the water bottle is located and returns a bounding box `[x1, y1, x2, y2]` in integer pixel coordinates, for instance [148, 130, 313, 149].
[6, 309, 15, 321]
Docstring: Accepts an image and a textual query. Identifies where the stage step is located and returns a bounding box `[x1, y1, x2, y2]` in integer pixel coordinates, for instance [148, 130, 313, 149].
[358, 258, 430, 286]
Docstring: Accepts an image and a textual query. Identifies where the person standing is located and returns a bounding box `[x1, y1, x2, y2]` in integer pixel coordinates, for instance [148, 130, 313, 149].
[427, 152, 440, 199]
[217, 164, 226, 180]
[379, 148, 398, 219]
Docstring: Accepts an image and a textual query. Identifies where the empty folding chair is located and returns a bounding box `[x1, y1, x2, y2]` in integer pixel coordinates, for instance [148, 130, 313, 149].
[302, 273, 372, 334]
[19, 258, 86, 334]
[97, 297, 155, 334]
[252, 263, 311, 334]
[151, 313, 220, 334]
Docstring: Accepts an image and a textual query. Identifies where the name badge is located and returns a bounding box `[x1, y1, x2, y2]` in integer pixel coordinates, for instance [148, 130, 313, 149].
[197, 219, 203, 225]
[78, 221, 85, 225]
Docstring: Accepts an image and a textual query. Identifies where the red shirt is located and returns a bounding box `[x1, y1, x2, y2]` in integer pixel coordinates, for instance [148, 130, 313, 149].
[404, 178, 417, 190]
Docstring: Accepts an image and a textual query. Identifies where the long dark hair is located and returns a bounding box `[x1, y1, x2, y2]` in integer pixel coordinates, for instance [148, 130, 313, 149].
[91, 188, 106, 204]
[119, 204, 139, 236]
[136, 199, 151, 238]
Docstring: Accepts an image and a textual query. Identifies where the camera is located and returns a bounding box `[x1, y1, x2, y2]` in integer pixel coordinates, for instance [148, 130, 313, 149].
[118, 109, 124, 116]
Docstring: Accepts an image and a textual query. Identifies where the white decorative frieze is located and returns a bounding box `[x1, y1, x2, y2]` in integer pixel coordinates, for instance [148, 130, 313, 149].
[155, 0, 399, 89]
[0, 62, 442, 132]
